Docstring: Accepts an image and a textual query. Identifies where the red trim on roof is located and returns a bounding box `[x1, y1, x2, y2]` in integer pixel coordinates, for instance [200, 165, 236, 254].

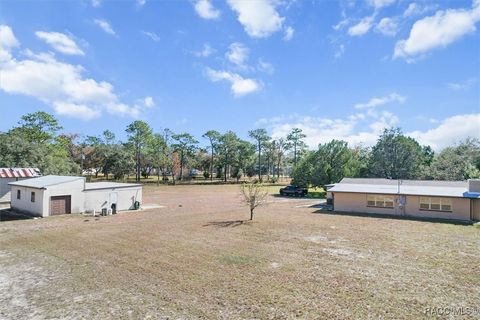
[0, 168, 41, 178]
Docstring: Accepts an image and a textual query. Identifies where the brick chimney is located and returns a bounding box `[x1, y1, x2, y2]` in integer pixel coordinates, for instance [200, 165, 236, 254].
[468, 179, 480, 193]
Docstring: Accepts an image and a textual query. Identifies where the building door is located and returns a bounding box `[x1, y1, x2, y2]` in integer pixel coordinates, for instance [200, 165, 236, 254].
[472, 199, 480, 221]
[50, 195, 71, 215]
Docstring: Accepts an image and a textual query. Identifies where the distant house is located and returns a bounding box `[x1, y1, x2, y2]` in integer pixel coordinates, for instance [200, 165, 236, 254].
[329, 178, 480, 221]
[9, 175, 142, 217]
[0, 168, 41, 203]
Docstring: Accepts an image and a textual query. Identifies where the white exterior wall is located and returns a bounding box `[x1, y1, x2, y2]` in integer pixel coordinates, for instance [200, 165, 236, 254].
[10, 186, 45, 216]
[0, 178, 32, 203]
[10, 177, 142, 217]
[84, 187, 142, 212]
[42, 179, 85, 217]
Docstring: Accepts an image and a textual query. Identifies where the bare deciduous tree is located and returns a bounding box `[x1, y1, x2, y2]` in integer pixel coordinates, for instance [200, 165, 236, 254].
[239, 182, 269, 220]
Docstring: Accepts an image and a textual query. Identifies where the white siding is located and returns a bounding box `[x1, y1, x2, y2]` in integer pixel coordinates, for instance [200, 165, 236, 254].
[42, 179, 85, 216]
[84, 187, 142, 212]
[0, 178, 31, 203]
[10, 186, 45, 216]
[9, 177, 142, 217]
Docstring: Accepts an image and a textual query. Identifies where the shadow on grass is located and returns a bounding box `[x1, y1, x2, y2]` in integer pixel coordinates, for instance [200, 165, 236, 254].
[313, 209, 473, 226]
[272, 194, 326, 200]
[203, 220, 251, 228]
[0, 209, 35, 222]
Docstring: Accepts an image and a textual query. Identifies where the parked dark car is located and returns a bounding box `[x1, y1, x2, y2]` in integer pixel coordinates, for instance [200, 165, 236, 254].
[279, 185, 308, 197]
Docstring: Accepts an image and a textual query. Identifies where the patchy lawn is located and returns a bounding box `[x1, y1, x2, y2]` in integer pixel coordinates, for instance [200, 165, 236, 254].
[0, 184, 478, 319]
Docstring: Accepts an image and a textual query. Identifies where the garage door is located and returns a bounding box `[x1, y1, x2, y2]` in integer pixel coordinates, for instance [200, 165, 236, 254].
[50, 196, 71, 215]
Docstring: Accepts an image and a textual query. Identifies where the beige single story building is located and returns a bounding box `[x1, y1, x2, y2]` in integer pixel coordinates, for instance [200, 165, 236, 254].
[329, 178, 480, 221]
[9, 175, 142, 217]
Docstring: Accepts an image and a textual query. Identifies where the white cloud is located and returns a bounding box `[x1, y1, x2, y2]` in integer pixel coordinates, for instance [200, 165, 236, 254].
[348, 16, 375, 36]
[143, 96, 155, 107]
[225, 42, 249, 67]
[142, 31, 160, 42]
[227, 0, 285, 38]
[259, 100, 403, 148]
[258, 58, 274, 74]
[53, 102, 101, 120]
[0, 25, 19, 48]
[333, 18, 350, 31]
[375, 17, 399, 36]
[403, 3, 438, 17]
[194, 0, 220, 20]
[137, 0, 146, 7]
[408, 113, 480, 150]
[194, 43, 215, 57]
[447, 78, 478, 90]
[264, 113, 397, 148]
[334, 44, 345, 59]
[0, 25, 19, 60]
[283, 26, 294, 41]
[91, 0, 101, 7]
[259, 111, 478, 151]
[368, 0, 395, 10]
[394, 1, 480, 59]
[0, 25, 147, 120]
[354, 93, 406, 109]
[94, 19, 116, 36]
[205, 68, 262, 97]
[403, 3, 419, 17]
[35, 31, 84, 56]
[270, 116, 359, 147]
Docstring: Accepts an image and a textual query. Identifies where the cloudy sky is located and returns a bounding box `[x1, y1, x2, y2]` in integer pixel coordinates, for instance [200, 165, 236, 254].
[0, 0, 479, 150]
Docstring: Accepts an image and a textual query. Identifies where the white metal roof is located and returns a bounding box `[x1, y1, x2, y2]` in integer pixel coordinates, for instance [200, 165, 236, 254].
[8, 175, 84, 189]
[84, 182, 142, 190]
[330, 181, 480, 198]
[339, 178, 467, 188]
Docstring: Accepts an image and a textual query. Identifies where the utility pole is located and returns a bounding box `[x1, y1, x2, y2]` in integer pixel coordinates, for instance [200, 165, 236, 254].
[80, 148, 85, 176]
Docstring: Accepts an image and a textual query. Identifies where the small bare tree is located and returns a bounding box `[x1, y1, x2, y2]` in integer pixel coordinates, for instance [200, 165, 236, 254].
[240, 182, 269, 220]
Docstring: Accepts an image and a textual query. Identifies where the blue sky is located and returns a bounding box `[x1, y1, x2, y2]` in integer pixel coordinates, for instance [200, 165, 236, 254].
[0, 0, 479, 150]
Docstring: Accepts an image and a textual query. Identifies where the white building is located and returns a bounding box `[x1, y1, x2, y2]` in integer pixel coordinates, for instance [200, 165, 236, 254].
[0, 168, 41, 203]
[9, 175, 142, 217]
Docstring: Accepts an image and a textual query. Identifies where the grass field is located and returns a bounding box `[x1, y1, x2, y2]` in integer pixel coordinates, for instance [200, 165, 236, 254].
[0, 184, 479, 319]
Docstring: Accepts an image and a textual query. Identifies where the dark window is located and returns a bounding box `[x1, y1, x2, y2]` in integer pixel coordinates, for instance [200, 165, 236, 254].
[31, 192, 35, 203]
[17, 190, 21, 200]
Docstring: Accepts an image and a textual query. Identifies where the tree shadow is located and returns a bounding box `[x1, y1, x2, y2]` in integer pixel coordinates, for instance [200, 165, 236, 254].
[203, 220, 250, 228]
[0, 209, 34, 222]
[272, 194, 305, 198]
[313, 209, 473, 226]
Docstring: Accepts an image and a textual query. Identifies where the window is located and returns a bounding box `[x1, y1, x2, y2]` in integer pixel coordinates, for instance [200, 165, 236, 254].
[419, 197, 452, 212]
[367, 194, 394, 208]
[31, 192, 35, 203]
[17, 190, 21, 200]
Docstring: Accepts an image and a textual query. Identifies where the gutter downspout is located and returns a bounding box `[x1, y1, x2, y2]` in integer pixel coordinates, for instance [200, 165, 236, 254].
[397, 180, 406, 216]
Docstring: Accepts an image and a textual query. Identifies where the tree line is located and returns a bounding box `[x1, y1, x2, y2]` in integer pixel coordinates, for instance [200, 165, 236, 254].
[0, 112, 479, 186]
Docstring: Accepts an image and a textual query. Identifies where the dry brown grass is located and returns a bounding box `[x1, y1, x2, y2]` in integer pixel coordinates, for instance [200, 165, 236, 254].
[0, 184, 479, 319]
